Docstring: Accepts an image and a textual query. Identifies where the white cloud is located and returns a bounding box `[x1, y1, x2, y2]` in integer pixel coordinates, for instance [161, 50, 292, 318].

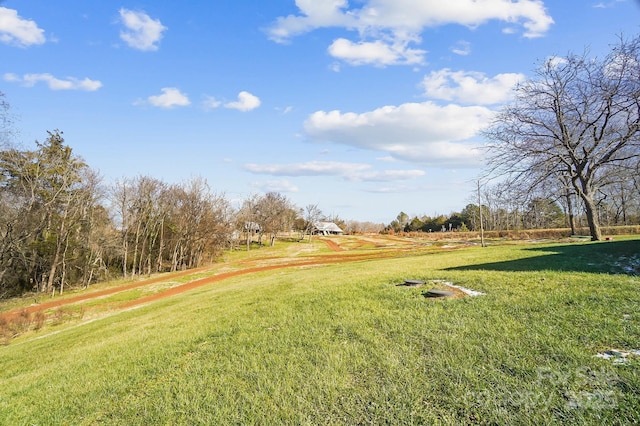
[244, 160, 425, 182]
[267, 0, 553, 66]
[604, 51, 639, 79]
[545, 55, 567, 68]
[274, 105, 294, 114]
[420, 69, 524, 105]
[251, 179, 299, 193]
[0, 7, 46, 47]
[119, 9, 166, 51]
[3, 72, 19, 82]
[145, 87, 190, 108]
[593, 0, 625, 8]
[224, 91, 261, 111]
[202, 95, 222, 110]
[202, 92, 262, 112]
[267, 0, 355, 43]
[245, 161, 370, 177]
[328, 38, 425, 66]
[303, 101, 494, 166]
[451, 40, 471, 56]
[4, 72, 102, 91]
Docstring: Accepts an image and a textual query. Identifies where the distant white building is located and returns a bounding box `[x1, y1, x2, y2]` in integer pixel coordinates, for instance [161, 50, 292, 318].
[231, 221, 261, 241]
[313, 221, 343, 235]
[244, 222, 261, 234]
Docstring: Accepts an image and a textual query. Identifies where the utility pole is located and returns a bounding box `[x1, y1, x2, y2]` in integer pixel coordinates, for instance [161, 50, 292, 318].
[478, 180, 486, 248]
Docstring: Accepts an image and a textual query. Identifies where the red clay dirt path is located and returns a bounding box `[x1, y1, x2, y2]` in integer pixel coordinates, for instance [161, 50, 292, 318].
[321, 238, 344, 252]
[1, 238, 406, 322]
[0, 266, 211, 322]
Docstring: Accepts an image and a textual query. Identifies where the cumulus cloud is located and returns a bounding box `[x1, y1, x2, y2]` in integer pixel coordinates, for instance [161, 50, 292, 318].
[267, 0, 355, 42]
[224, 91, 261, 111]
[244, 160, 425, 182]
[202, 92, 261, 112]
[144, 87, 190, 108]
[328, 38, 425, 66]
[0, 7, 46, 47]
[267, 0, 553, 66]
[420, 69, 524, 105]
[303, 101, 494, 166]
[4, 72, 102, 91]
[119, 8, 166, 51]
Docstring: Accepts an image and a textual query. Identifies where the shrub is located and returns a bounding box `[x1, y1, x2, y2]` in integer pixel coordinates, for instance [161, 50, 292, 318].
[34, 311, 46, 331]
[0, 317, 9, 345]
[11, 309, 32, 333]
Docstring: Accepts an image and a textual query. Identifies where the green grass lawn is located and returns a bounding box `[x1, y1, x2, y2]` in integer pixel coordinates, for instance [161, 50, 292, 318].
[1, 237, 639, 425]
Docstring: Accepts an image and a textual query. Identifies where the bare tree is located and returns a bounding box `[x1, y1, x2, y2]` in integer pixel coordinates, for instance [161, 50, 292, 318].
[164, 177, 231, 270]
[254, 192, 295, 247]
[303, 204, 323, 242]
[111, 177, 133, 278]
[344, 220, 384, 234]
[236, 194, 260, 250]
[77, 172, 113, 288]
[484, 35, 640, 240]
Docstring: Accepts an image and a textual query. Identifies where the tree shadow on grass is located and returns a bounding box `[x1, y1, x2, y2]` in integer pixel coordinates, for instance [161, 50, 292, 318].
[446, 239, 640, 275]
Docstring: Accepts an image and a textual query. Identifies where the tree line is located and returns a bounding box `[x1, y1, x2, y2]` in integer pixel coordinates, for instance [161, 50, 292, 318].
[387, 34, 640, 238]
[0, 119, 354, 299]
[0, 129, 231, 298]
[386, 185, 639, 235]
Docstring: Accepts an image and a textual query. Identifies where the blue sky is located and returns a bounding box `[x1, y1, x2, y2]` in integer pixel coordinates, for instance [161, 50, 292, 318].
[1, 1, 639, 223]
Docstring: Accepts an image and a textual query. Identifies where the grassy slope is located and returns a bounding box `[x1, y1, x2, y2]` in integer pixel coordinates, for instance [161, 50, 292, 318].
[1, 238, 640, 425]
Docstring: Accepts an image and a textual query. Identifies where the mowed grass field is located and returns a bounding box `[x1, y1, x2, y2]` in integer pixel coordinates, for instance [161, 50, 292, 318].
[1, 236, 639, 425]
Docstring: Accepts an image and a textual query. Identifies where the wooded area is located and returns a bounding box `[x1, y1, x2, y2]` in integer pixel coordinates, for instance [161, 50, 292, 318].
[0, 112, 319, 298]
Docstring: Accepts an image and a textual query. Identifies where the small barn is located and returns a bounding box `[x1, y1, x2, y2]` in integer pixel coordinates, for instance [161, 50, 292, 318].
[231, 221, 261, 241]
[244, 221, 261, 234]
[313, 221, 344, 235]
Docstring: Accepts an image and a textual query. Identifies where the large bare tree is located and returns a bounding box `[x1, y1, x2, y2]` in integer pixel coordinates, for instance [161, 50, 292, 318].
[303, 204, 322, 242]
[484, 35, 640, 240]
[254, 192, 295, 247]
